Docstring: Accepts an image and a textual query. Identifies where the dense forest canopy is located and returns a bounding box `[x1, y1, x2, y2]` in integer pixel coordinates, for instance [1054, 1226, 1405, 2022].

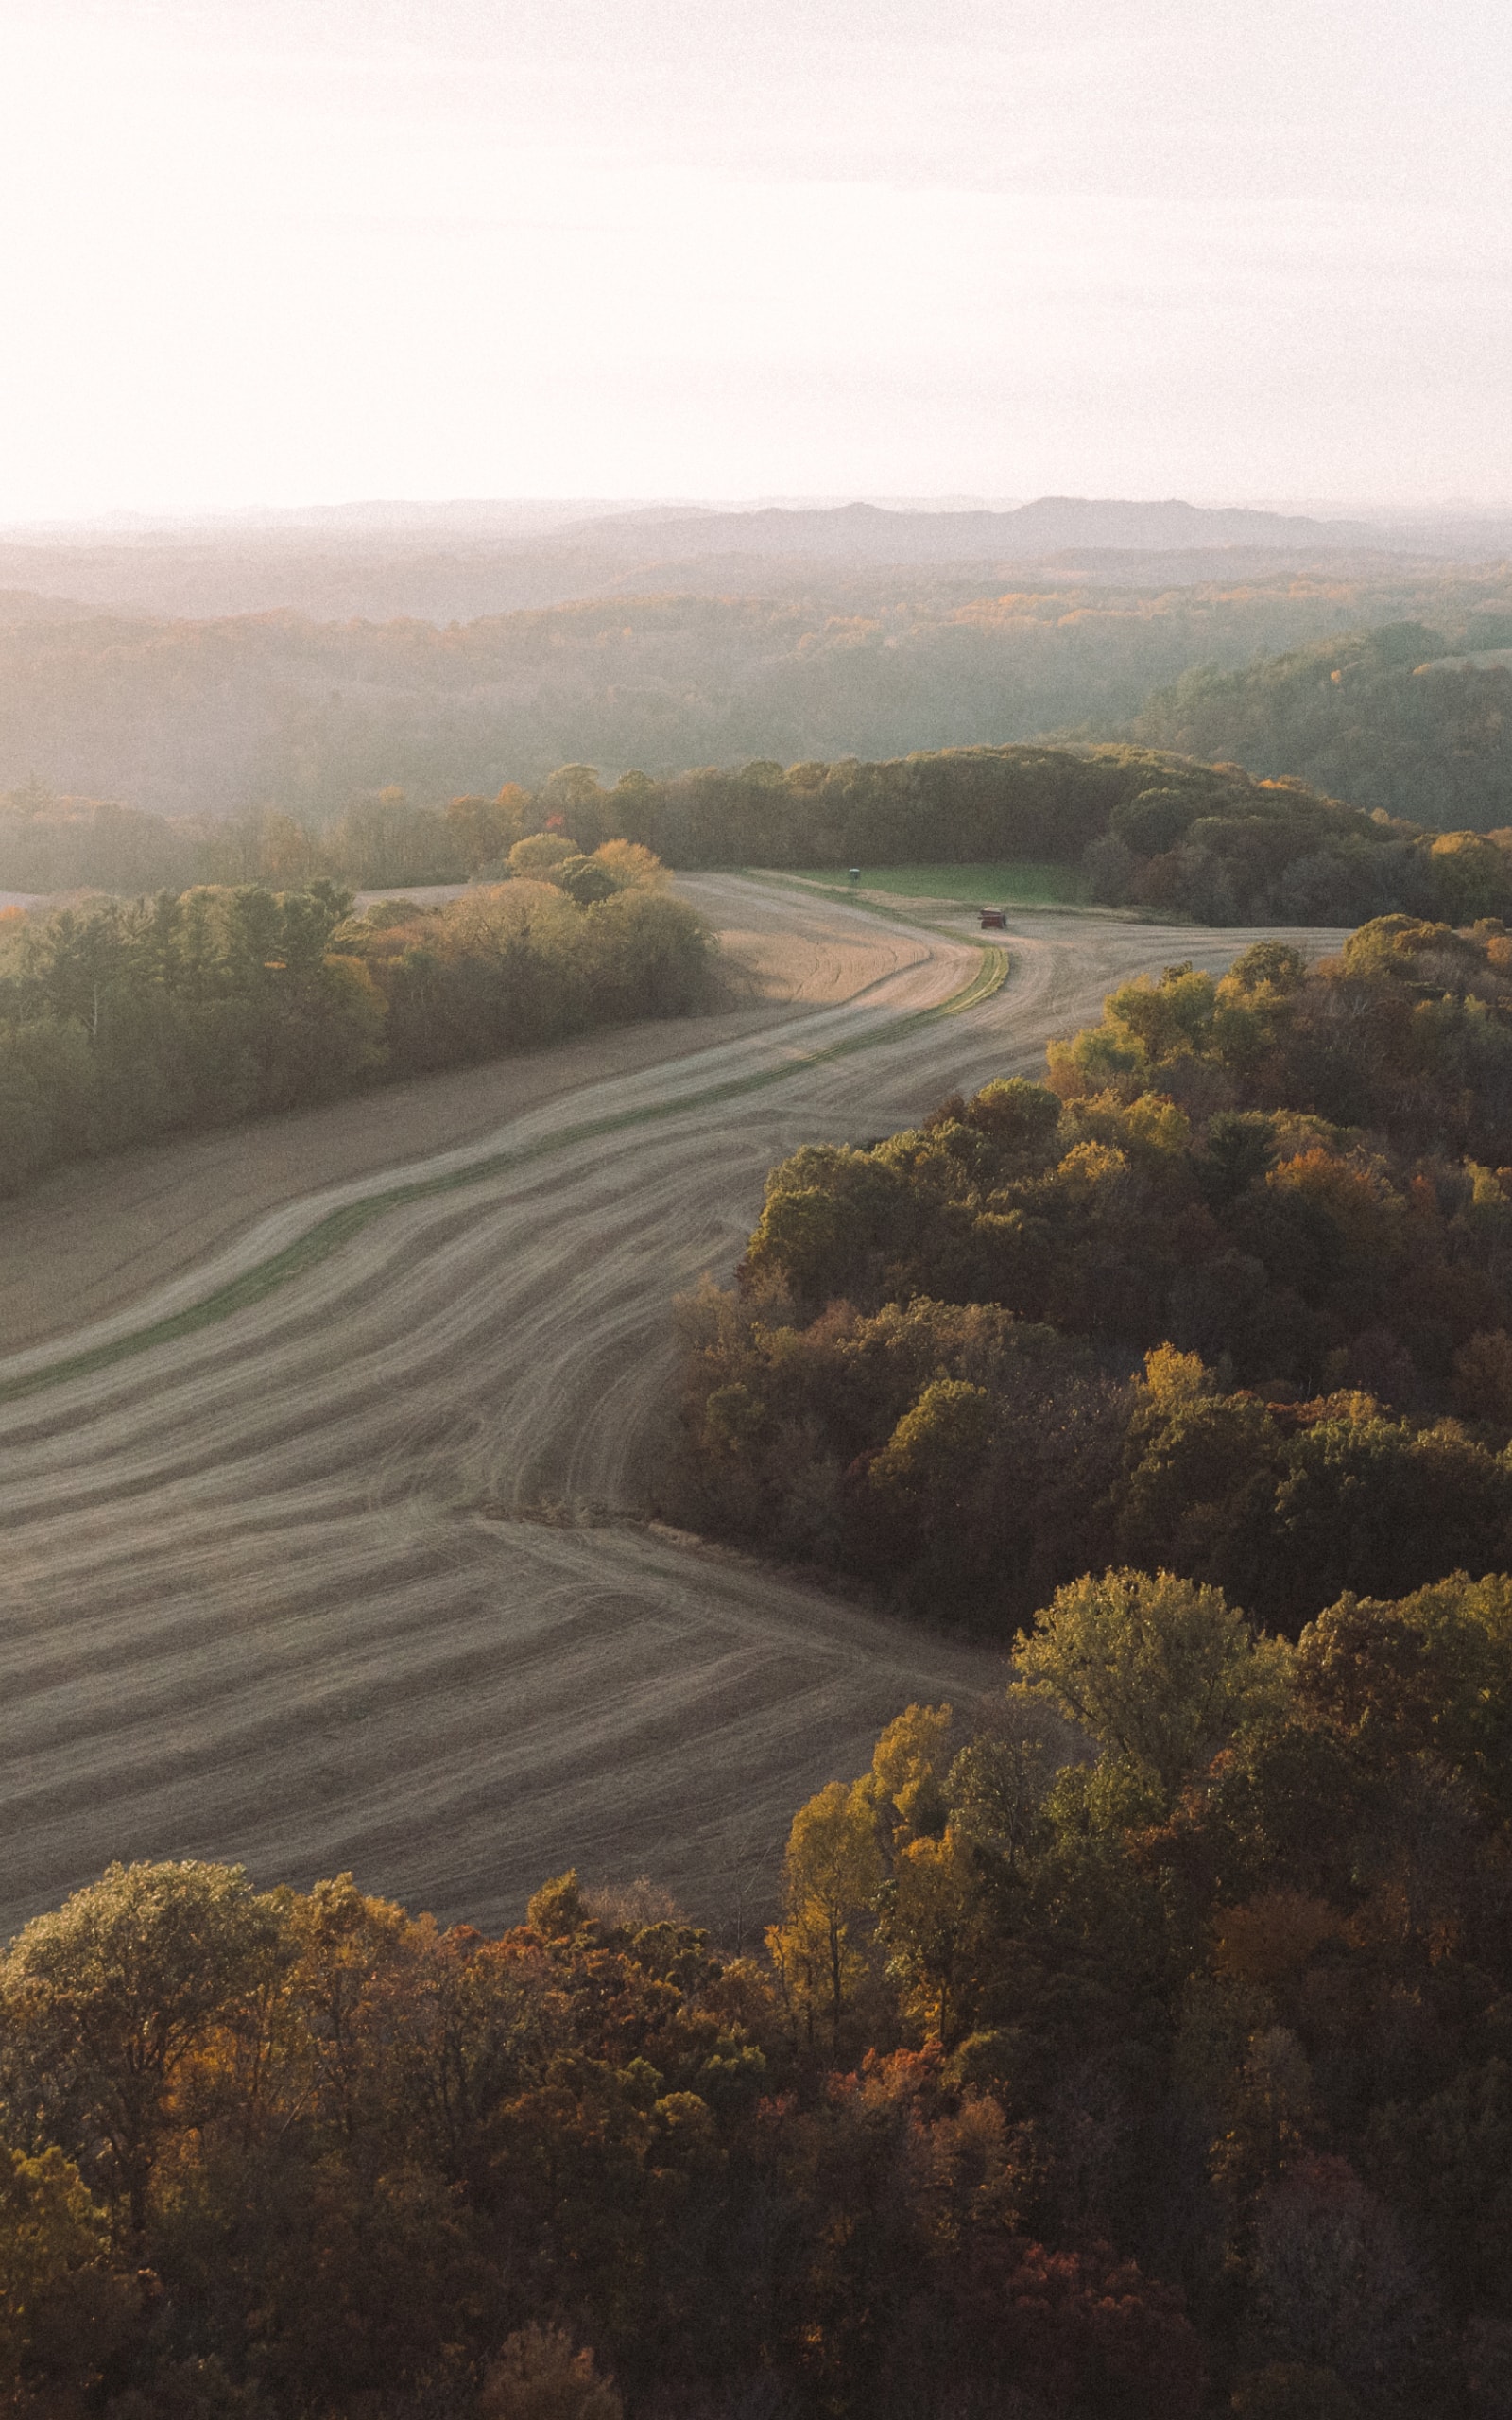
[663, 917, 1512, 1634]
[1121, 619, 1512, 833]
[3, 566, 1512, 819]
[9, 743, 1512, 932]
[9, 1562, 1512, 2420]
[0, 845, 708, 1197]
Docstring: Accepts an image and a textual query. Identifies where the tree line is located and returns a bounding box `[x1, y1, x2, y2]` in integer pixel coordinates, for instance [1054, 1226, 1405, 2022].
[662, 918, 1512, 1634]
[0, 841, 709, 1197]
[611, 752, 1512, 929]
[6, 1556, 1512, 2413]
[11, 744, 1512, 930]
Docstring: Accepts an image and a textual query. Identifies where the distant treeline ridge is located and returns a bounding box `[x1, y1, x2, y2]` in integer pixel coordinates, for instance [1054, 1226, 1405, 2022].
[10, 739, 1512, 929]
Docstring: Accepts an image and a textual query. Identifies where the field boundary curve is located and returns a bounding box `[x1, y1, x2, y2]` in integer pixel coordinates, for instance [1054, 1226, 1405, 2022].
[0, 911, 1005, 1408]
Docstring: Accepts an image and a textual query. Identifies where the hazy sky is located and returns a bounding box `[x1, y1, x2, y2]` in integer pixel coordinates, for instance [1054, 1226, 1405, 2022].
[1, 0, 1507, 517]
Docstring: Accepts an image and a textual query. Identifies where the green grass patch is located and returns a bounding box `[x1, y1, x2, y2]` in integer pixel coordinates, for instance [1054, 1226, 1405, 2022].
[786, 862, 1090, 908]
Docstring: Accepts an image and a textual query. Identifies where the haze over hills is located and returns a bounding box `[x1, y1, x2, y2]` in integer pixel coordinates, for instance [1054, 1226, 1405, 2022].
[1121, 617, 1512, 832]
[0, 494, 1503, 628]
[554, 494, 1385, 559]
[5, 562, 1512, 821]
[1, 495, 1510, 821]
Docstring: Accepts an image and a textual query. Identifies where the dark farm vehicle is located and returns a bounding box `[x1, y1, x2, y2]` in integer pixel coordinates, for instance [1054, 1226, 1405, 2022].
[978, 907, 1007, 930]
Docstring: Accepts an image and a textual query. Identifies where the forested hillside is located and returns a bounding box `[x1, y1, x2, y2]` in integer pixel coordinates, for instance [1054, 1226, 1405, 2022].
[1125, 619, 1512, 830]
[665, 917, 1512, 1632]
[1072, 757, 1512, 925]
[3, 567, 1511, 818]
[0, 846, 707, 1196]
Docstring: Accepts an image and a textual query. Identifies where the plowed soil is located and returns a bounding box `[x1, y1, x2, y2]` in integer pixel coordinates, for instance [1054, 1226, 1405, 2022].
[0, 882, 1343, 1933]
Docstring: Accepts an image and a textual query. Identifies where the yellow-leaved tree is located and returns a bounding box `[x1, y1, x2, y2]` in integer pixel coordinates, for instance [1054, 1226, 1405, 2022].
[0, 2145, 136, 2409]
[767, 1704, 956, 2053]
[766, 1778, 883, 2055]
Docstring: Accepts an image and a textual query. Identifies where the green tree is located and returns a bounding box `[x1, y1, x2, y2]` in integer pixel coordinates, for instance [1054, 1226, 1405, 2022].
[1294, 1575, 1512, 1812]
[508, 831, 576, 877]
[1115, 1362, 1281, 1600]
[0, 1860, 286, 2237]
[446, 792, 513, 874]
[1269, 1416, 1512, 1624]
[537, 766, 610, 848]
[1014, 1568, 1288, 1800]
[869, 1378, 994, 1519]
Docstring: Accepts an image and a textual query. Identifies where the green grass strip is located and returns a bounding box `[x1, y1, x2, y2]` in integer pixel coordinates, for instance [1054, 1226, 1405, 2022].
[2, 910, 1005, 1407]
[762, 861, 1089, 909]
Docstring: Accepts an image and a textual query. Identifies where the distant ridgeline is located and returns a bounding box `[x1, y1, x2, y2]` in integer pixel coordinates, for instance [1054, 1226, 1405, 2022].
[8, 740, 1512, 927]
[1125, 617, 1512, 836]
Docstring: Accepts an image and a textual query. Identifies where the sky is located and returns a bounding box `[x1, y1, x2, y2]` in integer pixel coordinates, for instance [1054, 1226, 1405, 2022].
[0, 0, 1508, 519]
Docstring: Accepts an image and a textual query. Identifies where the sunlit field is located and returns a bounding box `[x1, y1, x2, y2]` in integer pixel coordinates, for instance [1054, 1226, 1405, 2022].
[782, 860, 1091, 908]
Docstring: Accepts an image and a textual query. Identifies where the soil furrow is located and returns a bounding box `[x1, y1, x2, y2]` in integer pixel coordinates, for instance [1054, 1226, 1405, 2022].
[0, 880, 1345, 1933]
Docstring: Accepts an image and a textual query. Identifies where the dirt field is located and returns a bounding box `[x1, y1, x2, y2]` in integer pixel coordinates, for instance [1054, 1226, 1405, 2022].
[0, 883, 1345, 1935]
[0, 881, 915, 1349]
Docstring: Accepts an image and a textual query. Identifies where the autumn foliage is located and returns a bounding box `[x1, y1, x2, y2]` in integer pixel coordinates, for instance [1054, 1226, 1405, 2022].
[1126, 618, 1512, 837]
[0, 1851, 1203, 2419]
[663, 917, 1512, 1632]
[7, 1562, 1512, 2411]
[7, 736, 1512, 932]
[0, 845, 709, 1196]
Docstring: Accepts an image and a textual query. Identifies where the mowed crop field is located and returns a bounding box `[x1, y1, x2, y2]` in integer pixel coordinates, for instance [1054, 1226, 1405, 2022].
[779, 861, 1091, 908]
[0, 881, 1346, 1936]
